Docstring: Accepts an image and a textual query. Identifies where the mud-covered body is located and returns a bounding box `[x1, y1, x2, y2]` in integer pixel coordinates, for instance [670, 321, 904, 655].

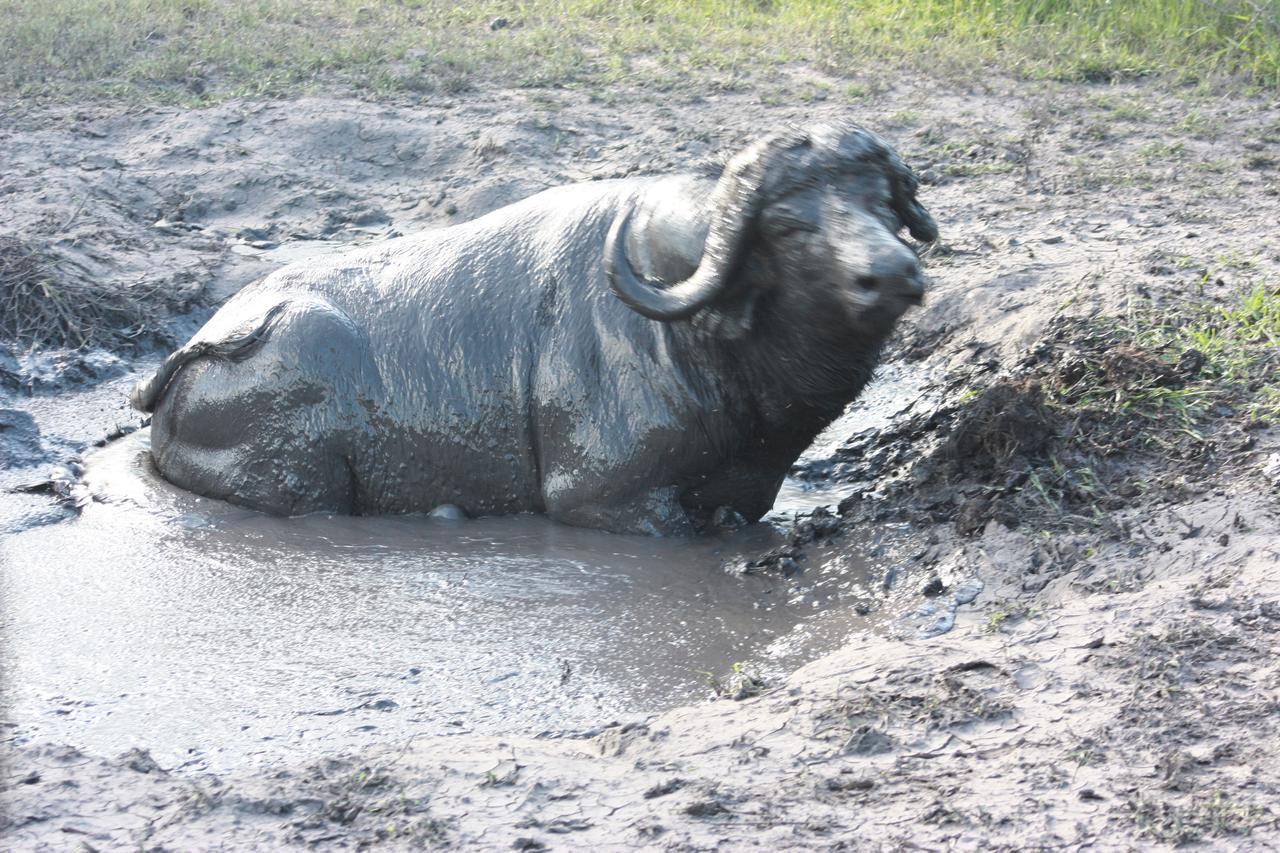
[138, 124, 935, 534]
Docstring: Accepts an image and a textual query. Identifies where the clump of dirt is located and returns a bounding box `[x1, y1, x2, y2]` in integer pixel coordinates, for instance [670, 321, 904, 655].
[754, 295, 1277, 595]
[0, 233, 196, 351]
[1085, 342, 1184, 389]
[732, 506, 844, 575]
[930, 377, 1055, 482]
[827, 306, 1270, 546]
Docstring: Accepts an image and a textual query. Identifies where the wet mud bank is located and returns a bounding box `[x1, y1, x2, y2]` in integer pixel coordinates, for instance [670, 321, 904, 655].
[4, 75, 1280, 848]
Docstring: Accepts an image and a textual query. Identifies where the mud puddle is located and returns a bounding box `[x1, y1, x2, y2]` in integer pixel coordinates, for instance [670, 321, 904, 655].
[1, 347, 928, 776]
[771, 361, 935, 517]
[1, 430, 893, 774]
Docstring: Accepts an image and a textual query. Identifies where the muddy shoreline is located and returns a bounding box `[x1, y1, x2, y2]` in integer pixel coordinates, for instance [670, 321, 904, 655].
[4, 75, 1280, 848]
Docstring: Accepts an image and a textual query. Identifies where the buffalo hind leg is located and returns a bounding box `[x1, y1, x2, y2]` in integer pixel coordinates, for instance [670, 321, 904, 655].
[679, 462, 788, 530]
[149, 300, 378, 516]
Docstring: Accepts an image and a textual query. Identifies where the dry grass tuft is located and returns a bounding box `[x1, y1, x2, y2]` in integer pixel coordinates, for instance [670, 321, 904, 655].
[0, 233, 170, 350]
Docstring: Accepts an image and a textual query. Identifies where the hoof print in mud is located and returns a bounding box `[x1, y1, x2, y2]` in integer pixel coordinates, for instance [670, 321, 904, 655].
[0, 407, 44, 468]
[134, 123, 935, 535]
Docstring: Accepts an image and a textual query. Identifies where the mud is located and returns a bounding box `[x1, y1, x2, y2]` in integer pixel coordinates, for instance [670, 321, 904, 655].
[3, 72, 1280, 848]
[2, 428, 905, 774]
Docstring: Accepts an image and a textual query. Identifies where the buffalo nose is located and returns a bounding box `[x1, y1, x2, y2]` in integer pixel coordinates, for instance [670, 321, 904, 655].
[896, 273, 926, 306]
[858, 246, 925, 305]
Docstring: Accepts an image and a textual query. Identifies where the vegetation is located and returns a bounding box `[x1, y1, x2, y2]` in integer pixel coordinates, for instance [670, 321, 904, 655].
[908, 273, 1279, 540]
[1015, 278, 1280, 519]
[707, 661, 766, 700]
[1, 0, 1278, 102]
[1126, 790, 1271, 844]
[1071, 278, 1280, 429]
[0, 234, 182, 349]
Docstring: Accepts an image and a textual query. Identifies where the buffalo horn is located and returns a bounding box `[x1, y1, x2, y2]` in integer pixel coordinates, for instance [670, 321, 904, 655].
[605, 135, 782, 322]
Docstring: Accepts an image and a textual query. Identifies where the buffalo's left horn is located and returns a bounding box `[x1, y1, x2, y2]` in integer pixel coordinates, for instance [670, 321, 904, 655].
[605, 132, 801, 322]
[604, 208, 732, 321]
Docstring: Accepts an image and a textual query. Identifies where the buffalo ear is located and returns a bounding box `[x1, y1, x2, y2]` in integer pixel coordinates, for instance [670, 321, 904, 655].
[904, 196, 938, 244]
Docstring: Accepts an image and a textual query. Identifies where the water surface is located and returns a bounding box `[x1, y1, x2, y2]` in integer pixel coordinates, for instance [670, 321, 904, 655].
[2, 432, 881, 772]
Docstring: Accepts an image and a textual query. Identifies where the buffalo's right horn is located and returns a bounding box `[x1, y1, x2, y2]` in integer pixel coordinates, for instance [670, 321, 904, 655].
[605, 131, 803, 322]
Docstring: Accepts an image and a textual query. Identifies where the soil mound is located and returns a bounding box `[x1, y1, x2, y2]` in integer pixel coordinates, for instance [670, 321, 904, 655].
[932, 377, 1055, 482]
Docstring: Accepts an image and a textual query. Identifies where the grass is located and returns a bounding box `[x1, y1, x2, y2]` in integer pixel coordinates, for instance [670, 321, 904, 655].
[1127, 280, 1280, 420]
[706, 661, 766, 700]
[1087, 93, 1154, 122]
[1017, 279, 1279, 518]
[1, 0, 1278, 102]
[921, 277, 1279, 538]
[1126, 790, 1272, 844]
[984, 602, 1033, 633]
[1056, 279, 1280, 434]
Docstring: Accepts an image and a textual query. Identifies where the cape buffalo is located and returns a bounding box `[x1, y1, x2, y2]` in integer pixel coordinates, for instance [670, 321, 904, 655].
[132, 122, 936, 535]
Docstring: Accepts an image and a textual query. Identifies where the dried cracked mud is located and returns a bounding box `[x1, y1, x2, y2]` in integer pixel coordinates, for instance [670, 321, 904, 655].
[2, 72, 1279, 849]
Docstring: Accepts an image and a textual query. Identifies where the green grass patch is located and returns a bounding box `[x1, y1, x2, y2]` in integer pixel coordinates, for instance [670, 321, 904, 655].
[1016, 278, 1278, 514]
[1120, 280, 1280, 422]
[1046, 278, 1280, 446]
[1, 0, 1278, 102]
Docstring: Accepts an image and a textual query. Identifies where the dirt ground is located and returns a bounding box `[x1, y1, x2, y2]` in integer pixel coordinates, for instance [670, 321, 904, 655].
[2, 71, 1279, 849]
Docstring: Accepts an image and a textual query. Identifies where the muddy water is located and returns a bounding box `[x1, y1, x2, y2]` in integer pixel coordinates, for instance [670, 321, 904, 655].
[1, 357, 924, 774]
[1, 443, 884, 774]
[770, 361, 933, 517]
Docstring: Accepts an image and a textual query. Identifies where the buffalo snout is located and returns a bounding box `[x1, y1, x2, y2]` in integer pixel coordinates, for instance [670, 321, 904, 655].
[859, 239, 925, 306]
[835, 209, 927, 311]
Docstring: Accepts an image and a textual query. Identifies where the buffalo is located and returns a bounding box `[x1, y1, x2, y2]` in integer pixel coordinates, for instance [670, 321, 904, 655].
[132, 122, 936, 535]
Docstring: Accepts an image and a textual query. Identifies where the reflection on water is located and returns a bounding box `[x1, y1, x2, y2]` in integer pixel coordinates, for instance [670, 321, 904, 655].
[1, 432, 882, 772]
